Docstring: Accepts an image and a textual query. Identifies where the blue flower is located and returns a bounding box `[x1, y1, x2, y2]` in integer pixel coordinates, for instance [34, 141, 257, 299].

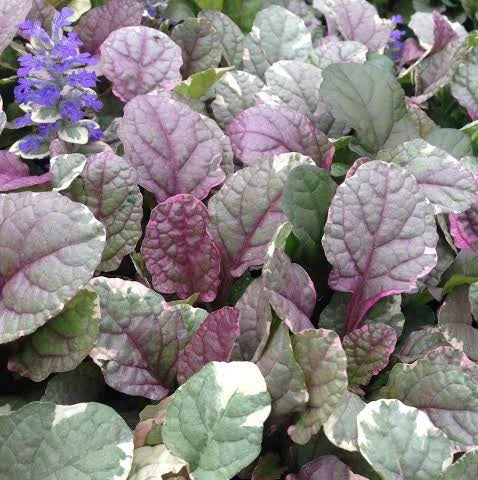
[391, 14, 404, 25]
[13, 7, 103, 158]
[388, 15, 407, 62]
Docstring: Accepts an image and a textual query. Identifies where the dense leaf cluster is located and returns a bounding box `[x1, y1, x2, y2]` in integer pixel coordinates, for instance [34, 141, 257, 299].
[2, 0, 478, 479]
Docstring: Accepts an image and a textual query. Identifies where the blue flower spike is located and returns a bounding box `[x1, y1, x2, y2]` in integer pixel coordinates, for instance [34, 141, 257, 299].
[11, 7, 103, 159]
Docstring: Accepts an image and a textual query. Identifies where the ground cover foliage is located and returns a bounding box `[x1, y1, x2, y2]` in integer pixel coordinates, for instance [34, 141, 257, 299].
[2, 0, 478, 478]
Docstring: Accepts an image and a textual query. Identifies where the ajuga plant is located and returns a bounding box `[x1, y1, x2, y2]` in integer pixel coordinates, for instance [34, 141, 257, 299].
[2, 1, 478, 480]
[11, 7, 103, 158]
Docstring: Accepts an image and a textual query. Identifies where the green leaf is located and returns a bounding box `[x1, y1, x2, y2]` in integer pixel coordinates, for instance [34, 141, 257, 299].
[425, 128, 473, 158]
[440, 449, 478, 479]
[357, 399, 453, 480]
[49, 153, 87, 192]
[194, 0, 223, 10]
[289, 329, 348, 445]
[0, 401, 133, 480]
[30, 106, 61, 124]
[282, 164, 337, 264]
[320, 63, 407, 154]
[343, 323, 397, 387]
[8, 289, 100, 382]
[382, 359, 478, 448]
[162, 361, 271, 480]
[41, 362, 105, 404]
[175, 67, 233, 99]
[58, 123, 89, 144]
[223, 0, 263, 31]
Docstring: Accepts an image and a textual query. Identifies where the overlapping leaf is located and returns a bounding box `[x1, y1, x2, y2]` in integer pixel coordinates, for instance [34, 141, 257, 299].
[171, 17, 223, 77]
[211, 70, 265, 129]
[233, 277, 272, 361]
[227, 104, 333, 168]
[163, 361, 271, 480]
[208, 153, 313, 277]
[0, 151, 52, 192]
[377, 139, 476, 214]
[76, 0, 144, 55]
[288, 329, 348, 445]
[242, 6, 312, 79]
[8, 289, 100, 382]
[382, 359, 478, 448]
[263, 248, 316, 333]
[67, 151, 143, 272]
[357, 399, 453, 480]
[0, 402, 133, 480]
[322, 161, 438, 334]
[323, 391, 365, 452]
[141, 194, 221, 302]
[256, 323, 308, 420]
[176, 307, 240, 384]
[0, 0, 32, 56]
[321, 64, 407, 154]
[101, 26, 183, 101]
[343, 323, 397, 387]
[198, 10, 244, 67]
[0, 192, 105, 344]
[118, 94, 225, 201]
[89, 277, 195, 400]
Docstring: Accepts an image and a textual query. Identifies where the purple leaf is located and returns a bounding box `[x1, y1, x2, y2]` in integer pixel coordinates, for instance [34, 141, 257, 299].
[227, 104, 334, 169]
[118, 94, 225, 201]
[332, 0, 393, 53]
[176, 307, 239, 384]
[208, 153, 314, 277]
[450, 203, 478, 249]
[0, 0, 32, 56]
[382, 358, 478, 448]
[288, 329, 348, 445]
[0, 151, 52, 192]
[0, 97, 5, 137]
[170, 17, 223, 77]
[396, 327, 450, 363]
[66, 151, 143, 272]
[343, 323, 397, 386]
[76, 0, 143, 55]
[377, 139, 477, 214]
[0, 192, 105, 344]
[89, 277, 194, 400]
[101, 27, 183, 102]
[398, 38, 425, 70]
[411, 38, 467, 104]
[263, 249, 316, 333]
[322, 161, 438, 335]
[232, 277, 272, 362]
[409, 11, 465, 53]
[141, 194, 221, 302]
[286, 455, 367, 480]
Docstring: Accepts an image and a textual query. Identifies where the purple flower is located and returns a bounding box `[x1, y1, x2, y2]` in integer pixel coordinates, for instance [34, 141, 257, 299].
[391, 14, 404, 25]
[13, 7, 103, 157]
